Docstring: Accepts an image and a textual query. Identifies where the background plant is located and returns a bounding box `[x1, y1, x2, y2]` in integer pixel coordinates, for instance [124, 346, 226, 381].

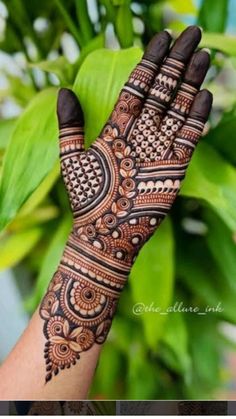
[0, 0, 236, 400]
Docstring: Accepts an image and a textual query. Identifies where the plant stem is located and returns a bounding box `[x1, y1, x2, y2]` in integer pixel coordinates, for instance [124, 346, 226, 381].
[75, 0, 94, 44]
[54, 0, 83, 47]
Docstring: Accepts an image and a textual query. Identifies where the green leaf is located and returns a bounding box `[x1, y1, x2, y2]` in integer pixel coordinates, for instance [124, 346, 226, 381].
[130, 218, 174, 350]
[0, 227, 43, 271]
[115, 1, 134, 48]
[111, 0, 126, 5]
[17, 161, 60, 217]
[7, 75, 36, 106]
[198, 0, 228, 33]
[185, 314, 221, 398]
[204, 209, 236, 293]
[9, 205, 59, 231]
[0, 119, 16, 150]
[200, 33, 236, 55]
[26, 217, 71, 312]
[127, 342, 158, 399]
[73, 47, 142, 146]
[91, 342, 123, 399]
[181, 142, 236, 231]
[29, 57, 74, 84]
[73, 34, 105, 74]
[177, 234, 236, 324]
[0, 88, 58, 232]
[205, 105, 236, 165]
[159, 312, 191, 380]
[169, 0, 196, 14]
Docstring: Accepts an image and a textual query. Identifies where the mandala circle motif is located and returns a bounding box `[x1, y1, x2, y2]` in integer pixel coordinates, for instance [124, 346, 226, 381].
[122, 178, 135, 191]
[117, 197, 130, 211]
[121, 158, 134, 171]
[47, 316, 65, 338]
[103, 213, 116, 228]
[48, 341, 77, 368]
[76, 328, 94, 350]
[60, 278, 113, 326]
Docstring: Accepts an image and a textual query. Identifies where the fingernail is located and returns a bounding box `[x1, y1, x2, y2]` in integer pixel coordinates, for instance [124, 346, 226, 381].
[164, 28, 173, 35]
[202, 48, 211, 55]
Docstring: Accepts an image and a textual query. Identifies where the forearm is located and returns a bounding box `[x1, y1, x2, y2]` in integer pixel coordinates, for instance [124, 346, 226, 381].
[0, 231, 128, 400]
[0, 312, 101, 400]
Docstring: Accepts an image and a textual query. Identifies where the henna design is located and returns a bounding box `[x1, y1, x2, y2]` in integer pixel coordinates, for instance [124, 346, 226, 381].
[40, 27, 212, 382]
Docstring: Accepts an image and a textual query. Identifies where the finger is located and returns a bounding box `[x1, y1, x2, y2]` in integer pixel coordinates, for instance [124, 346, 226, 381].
[172, 89, 213, 160]
[57, 88, 85, 157]
[158, 50, 210, 160]
[146, 26, 202, 114]
[102, 30, 172, 138]
[57, 88, 85, 195]
[169, 25, 202, 62]
[129, 26, 202, 163]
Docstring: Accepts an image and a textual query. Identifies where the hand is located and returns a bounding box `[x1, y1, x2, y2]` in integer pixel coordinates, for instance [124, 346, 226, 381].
[40, 25, 212, 382]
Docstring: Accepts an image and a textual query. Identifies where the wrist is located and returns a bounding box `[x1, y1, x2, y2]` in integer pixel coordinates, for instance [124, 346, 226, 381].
[63, 230, 131, 293]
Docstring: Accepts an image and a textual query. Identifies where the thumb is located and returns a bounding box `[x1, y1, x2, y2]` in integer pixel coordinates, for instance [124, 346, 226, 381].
[57, 88, 85, 156]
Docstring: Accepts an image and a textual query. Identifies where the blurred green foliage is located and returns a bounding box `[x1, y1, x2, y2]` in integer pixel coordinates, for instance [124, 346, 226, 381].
[0, 0, 236, 400]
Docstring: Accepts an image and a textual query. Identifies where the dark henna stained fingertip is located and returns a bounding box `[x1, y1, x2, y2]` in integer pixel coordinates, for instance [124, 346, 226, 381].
[189, 89, 213, 121]
[184, 50, 210, 87]
[169, 25, 202, 63]
[57, 88, 84, 128]
[143, 30, 172, 64]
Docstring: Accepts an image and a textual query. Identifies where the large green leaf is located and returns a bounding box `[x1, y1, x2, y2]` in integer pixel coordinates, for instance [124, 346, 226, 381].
[0, 227, 43, 271]
[204, 209, 236, 293]
[73, 47, 142, 145]
[181, 142, 236, 231]
[26, 217, 71, 311]
[0, 118, 16, 150]
[115, 1, 134, 48]
[127, 341, 158, 399]
[177, 234, 236, 324]
[200, 33, 236, 55]
[90, 342, 123, 399]
[17, 161, 60, 218]
[198, 0, 228, 33]
[205, 105, 236, 165]
[185, 314, 221, 398]
[0, 88, 58, 232]
[130, 218, 174, 350]
[30, 57, 74, 85]
[159, 312, 191, 381]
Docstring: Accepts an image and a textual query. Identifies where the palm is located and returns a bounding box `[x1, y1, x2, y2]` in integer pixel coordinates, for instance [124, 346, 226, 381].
[58, 26, 212, 266]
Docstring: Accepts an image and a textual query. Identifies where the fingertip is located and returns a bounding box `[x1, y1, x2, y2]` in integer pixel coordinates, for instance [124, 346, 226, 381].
[184, 50, 210, 87]
[169, 25, 202, 63]
[143, 30, 172, 64]
[190, 89, 213, 121]
[57, 88, 84, 128]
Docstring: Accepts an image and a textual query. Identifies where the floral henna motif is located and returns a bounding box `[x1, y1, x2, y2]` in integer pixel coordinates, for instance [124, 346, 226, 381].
[40, 27, 212, 383]
[40, 270, 117, 382]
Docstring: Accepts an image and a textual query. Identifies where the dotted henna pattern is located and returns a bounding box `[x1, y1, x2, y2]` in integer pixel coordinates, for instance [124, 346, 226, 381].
[39, 27, 212, 383]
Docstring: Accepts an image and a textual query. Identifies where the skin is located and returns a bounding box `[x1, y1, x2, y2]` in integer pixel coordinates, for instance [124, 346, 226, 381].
[0, 26, 212, 400]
